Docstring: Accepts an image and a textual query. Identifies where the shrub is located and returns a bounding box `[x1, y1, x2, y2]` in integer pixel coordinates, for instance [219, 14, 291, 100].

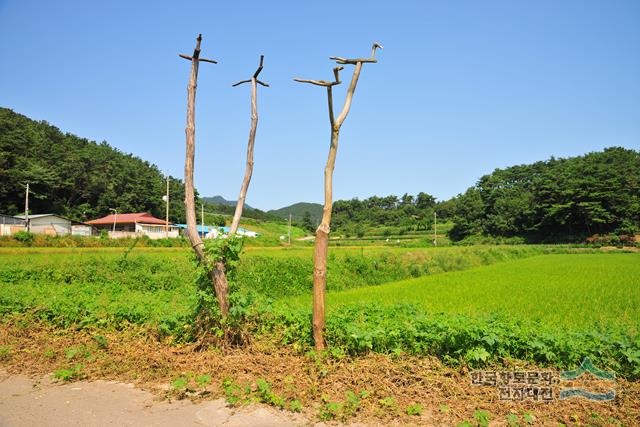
[13, 231, 34, 245]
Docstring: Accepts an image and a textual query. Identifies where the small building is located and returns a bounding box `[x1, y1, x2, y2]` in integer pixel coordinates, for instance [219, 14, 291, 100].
[0, 214, 25, 236]
[220, 226, 259, 238]
[14, 214, 76, 236]
[86, 212, 179, 239]
[174, 225, 258, 239]
[174, 224, 218, 239]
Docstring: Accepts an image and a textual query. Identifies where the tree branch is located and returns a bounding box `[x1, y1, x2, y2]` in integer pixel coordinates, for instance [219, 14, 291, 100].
[327, 86, 335, 127]
[334, 62, 363, 127]
[294, 66, 343, 88]
[253, 55, 265, 78]
[329, 42, 383, 65]
[232, 55, 269, 87]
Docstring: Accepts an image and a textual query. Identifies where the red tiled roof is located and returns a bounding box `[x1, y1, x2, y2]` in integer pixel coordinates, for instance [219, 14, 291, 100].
[86, 212, 168, 225]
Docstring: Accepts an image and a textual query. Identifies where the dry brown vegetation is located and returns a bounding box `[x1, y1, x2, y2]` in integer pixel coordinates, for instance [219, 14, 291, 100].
[1, 320, 637, 426]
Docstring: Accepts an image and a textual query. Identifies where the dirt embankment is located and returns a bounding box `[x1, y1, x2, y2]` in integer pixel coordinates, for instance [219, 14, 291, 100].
[1, 323, 638, 426]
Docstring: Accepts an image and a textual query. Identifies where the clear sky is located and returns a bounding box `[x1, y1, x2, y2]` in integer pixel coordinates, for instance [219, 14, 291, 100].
[1, 0, 638, 210]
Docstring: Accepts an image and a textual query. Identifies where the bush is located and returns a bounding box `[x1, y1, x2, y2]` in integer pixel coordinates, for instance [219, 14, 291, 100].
[259, 303, 640, 379]
[12, 231, 35, 245]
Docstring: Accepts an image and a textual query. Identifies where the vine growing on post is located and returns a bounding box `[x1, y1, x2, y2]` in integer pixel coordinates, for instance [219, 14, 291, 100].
[179, 34, 231, 318]
[180, 38, 268, 340]
[294, 43, 382, 351]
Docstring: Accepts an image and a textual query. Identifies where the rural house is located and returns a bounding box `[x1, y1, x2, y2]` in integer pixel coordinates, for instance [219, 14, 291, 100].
[86, 212, 179, 239]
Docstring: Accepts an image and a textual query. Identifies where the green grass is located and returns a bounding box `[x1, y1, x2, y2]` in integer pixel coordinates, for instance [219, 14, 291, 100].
[259, 252, 640, 377]
[0, 245, 560, 333]
[1, 245, 638, 377]
[282, 253, 640, 330]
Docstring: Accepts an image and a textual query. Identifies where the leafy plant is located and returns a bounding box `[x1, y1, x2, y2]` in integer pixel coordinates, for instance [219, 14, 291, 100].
[474, 409, 490, 427]
[92, 335, 108, 350]
[196, 374, 211, 388]
[522, 412, 535, 425]
[53, 364, 84, 381]
[171, 376, 189, 391]
[222, 378, 246, 406]
[406, 403, 423, 416]
[0, 346, 11, 361]
[506, 413, 520, 427]
[13, 231, 34, 245]
[288, 399, 302, 413]
[255, 378, 285, 409]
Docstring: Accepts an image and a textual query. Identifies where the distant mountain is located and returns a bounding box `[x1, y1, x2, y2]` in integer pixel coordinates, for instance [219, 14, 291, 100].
[202, 195, 253, 210]
[201, 196, 282, 222]
[268, 202, 323, 223]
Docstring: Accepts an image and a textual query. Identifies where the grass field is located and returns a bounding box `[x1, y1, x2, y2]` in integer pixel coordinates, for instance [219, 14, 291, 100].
[1, 245, 639, 378]
[282, 253, 640, 330]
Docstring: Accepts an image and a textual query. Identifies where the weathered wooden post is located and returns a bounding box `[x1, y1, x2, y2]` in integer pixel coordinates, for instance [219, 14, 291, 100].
[229, 55, 269, 235]
[295, 43, 382, 350]
[179, 34, 230, 316]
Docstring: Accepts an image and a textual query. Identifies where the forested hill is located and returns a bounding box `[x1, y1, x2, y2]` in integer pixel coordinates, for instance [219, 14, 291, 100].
[0, 108, 187, 222]
[449, 147, 640, 242]
[202, 195, 253, 210]
[268, 202, 323, 223]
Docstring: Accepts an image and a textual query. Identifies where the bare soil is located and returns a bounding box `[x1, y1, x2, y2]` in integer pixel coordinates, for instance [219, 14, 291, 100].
[0, 372, 301, 427]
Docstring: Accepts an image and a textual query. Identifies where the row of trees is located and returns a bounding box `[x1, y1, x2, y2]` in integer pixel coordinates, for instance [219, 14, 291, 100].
[0, 107, 283, 226]
[330, 192, 438, 233]
[0, 108, 187, 223]
[449, 147, 640, 242]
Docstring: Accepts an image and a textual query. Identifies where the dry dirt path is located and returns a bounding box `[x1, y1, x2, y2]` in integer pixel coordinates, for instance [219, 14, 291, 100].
[0, 372, 309, 427]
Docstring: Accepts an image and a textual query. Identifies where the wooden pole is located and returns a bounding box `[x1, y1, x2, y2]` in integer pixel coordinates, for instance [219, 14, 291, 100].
[180, 34, 229, 316]
[294, 43, 382, 351]
[24, 183, 29, 232]
[434, 211, 437, 246]
[165, 176, 170, 238]
[229, 55, 268, 235]
[288, 213, 292, 244]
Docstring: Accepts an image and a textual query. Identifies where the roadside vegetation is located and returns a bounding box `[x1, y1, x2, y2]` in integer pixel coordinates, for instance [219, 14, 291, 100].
[2, 246, 638, 377]
[1, 244, 639, 423]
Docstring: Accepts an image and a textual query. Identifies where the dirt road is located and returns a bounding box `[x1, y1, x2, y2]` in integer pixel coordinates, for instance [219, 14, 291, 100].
[0, 372, 305, 427]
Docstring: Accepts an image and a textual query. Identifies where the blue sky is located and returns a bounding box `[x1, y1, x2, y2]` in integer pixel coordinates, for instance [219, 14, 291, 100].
[1, 0, 638, 210]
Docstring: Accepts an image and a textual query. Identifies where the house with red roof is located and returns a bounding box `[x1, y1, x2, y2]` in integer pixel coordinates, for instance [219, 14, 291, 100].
[86, 212, 180, 239]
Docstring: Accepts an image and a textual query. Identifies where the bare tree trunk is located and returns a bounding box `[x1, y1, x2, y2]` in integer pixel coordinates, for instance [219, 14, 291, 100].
[181, 34, 229, 317]
[230, 56, 267, 234]
[229, 77, 256, 234]
[296, 45, 380, 351]
[312, 126, 339, 349]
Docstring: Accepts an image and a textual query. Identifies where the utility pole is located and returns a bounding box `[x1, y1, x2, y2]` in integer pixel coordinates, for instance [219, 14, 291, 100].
[24, 183, 29, 232]
[201, 204, 205, 238]
[433, 211, 437, 246]
[288, 213, 292, 244]
[165, 175, 170, 238]
[109, 208, 117, 233]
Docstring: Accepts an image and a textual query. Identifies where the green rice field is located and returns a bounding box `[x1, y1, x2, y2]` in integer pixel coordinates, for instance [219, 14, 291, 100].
[1, 246, 638, 377]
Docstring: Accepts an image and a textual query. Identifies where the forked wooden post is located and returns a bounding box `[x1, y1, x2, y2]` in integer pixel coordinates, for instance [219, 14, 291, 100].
[229, 55, 269, 235]
[179, 34, 230, 317]
[294, 43, 382, 350]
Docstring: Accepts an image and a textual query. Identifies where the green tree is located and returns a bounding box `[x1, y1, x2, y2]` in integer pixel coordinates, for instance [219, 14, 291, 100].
[301, 211, 315, 233]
